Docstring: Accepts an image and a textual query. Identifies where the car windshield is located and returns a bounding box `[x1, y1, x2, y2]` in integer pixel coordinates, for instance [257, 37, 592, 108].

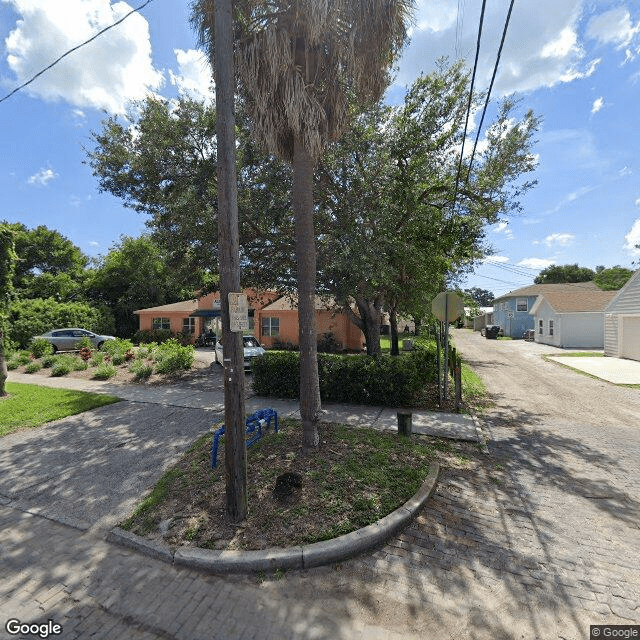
[243, 337, 260, 348]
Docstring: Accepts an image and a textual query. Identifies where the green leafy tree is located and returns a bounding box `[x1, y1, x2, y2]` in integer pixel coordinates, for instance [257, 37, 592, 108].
[317, 61, 539, 355]
[2, 222, 89, 299]
[0, 224, 17, 396]
[594, 266, 634, 291]
[464, 287, 494, 307]
[534, 263, 595, 284]
[193, 0, 414, 449]
[88, 235, 193, 337]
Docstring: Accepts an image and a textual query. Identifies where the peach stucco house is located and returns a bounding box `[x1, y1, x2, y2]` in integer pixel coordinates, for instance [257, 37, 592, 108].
[134, 290, 364, 350]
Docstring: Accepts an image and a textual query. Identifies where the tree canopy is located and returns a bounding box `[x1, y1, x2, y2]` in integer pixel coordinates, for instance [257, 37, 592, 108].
[594, 266, 634, 291]
[534, 263, 595, 284]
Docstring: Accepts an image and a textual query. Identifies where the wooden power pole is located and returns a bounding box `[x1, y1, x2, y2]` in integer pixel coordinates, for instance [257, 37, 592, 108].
[214, 0, 247, 522]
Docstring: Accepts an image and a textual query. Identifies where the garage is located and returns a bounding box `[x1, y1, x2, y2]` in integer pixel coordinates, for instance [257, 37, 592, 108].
[621, 315, 640, 361]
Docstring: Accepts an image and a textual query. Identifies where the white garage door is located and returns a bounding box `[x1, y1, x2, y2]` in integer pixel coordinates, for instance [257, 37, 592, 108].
[622, 316, 640, 361]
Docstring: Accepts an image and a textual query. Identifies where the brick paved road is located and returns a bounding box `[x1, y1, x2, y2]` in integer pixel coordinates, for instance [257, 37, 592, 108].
[1, 331, 639, 638]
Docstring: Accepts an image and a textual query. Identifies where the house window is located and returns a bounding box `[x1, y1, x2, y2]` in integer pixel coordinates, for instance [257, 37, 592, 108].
[516, 298, 528, 312]
[152, 317, 171, 331]
[538, 319, 544, 335]
[549, 320, 554, 336]
[183, 317, 196, 334]
[261, 317, 280, 337]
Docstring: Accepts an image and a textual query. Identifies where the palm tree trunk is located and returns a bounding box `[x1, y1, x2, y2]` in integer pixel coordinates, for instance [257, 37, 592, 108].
[292, 137, 321, 450]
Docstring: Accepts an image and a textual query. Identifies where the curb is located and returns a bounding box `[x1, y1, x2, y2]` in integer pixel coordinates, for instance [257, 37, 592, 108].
[106, 462, 440, 574]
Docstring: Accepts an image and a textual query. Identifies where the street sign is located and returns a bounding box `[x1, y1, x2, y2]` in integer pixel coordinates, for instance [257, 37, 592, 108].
[431, 291, 465, 322]
[228, 292, 249, 332]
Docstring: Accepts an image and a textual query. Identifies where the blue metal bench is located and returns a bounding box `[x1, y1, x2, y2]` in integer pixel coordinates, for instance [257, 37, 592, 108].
[210, 408, 279, 468]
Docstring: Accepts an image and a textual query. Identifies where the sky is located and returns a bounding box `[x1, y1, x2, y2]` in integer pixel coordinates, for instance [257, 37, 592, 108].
[1, 0, 639, 298]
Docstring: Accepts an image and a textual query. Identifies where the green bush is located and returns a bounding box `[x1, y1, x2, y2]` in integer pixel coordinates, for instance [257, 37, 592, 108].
[51, 355, 76, 377]
[253, 342, 438, 407]
[76, 336, 94, 351]
[133, 329, 173, 345]
[153, 339, 195, 375]
[111, 352, 125, 366]
[25, 361, 42, 374]
[129, 359, 153, 381]
[6, 359, 20, 371]
[90, 352, 106, 366]
[102, 338, 134, 357]
[93, 363, 117, 380]
[30, 338, 54, 359]
[317, 332, 341, 353]
[41, 354, 56, 368]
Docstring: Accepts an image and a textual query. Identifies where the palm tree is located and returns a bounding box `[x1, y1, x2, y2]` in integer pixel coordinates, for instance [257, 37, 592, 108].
[193, 0, 414, 449]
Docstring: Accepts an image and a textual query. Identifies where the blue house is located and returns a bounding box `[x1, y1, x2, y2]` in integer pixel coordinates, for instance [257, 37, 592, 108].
[492, 282, 604, 338]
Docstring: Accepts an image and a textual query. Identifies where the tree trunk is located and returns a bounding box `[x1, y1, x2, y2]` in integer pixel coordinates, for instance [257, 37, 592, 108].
[0, 329, 7, 397]
[389, 306, 399, 356]
[214, 0, 247, 522]
[414, 317, 422, 337]
[350, 295, 382, 356]
[292, 137, 321, 450]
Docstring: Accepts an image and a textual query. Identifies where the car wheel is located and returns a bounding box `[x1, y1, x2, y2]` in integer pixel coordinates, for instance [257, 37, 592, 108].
[97, 341, 104, 350]
[51, 345, 58, 354]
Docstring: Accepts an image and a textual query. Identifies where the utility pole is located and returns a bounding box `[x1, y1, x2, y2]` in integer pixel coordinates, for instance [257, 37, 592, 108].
[214, 0, 247, 522]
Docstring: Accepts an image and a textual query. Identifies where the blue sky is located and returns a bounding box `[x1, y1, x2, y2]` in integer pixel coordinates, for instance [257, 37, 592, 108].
[1, 0, 639, 298]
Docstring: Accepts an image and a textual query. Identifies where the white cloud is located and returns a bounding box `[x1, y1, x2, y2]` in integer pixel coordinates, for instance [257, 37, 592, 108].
[517, 257, 556, 269]
[619, 166, 633, 177]
[544, 232, 575, 247]
[635, 198, 640, 208]
[493, 221, 514, 240]
[624, 219, 640, 255]
[591, 96, 604, 114]
[483, 255, 510, 263]
[27, 167, 57, 186]
[397, 0, 600, 96]
[168, 49, 214, 105]
[3, 0, 164, 114]
[587, 8, 640, 49]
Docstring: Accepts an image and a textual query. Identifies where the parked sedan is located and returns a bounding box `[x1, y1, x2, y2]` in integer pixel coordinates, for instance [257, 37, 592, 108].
[215, 335, 265, 371]
[32, 328, 116, 353]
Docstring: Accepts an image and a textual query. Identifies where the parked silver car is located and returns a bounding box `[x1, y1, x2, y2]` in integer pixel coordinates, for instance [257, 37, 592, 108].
[32, 328, 116, 353]
[215, 335, 265, 371]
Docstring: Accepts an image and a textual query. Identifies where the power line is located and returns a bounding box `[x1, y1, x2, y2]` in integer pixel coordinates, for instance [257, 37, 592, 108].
[0, 0, 155, 105]
[451, 0, 488, 210]
[466, 0, 516, 181]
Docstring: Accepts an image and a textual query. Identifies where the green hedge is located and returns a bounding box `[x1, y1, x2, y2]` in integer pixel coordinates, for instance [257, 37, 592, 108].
[252, 338, 437, 407]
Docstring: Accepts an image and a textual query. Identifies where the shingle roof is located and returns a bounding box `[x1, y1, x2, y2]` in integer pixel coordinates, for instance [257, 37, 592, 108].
[494, 281, 601, 302]
[134, 300, 198, 315]
[535, 288, 616, 313]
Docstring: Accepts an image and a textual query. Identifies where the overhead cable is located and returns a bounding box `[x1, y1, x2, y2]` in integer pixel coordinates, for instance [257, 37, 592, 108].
[466, 0, 516, 182]
[0, 0, 155, 105]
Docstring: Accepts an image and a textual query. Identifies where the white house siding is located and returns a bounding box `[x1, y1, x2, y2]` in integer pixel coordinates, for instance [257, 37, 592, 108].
[533, 299, 561, 347]
[620, 316, 640, 360]
[604, 270, 640, 361]
[604, 314, 619, 357]
[560, 313, 605, 348]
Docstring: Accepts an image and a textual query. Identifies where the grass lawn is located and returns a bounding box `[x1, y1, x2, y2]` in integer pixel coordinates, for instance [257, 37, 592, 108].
[379, 333, 413, 353]
[0, 382, 121, 437]
[119, 418, 472, 551]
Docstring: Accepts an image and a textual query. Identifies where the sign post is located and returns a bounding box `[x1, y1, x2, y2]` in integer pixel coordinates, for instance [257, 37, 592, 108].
[228, 293, 249, 333]
[431, 291, 464, 405]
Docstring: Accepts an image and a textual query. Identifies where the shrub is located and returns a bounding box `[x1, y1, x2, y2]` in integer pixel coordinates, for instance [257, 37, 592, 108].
[124, 349, 136, 362]
[41, 354, 56, 368]
[317, 332, 341, 353]
[93, 363, 117, 380]
[78, 347, 93, 362]
[13, 351, 32, 366]
[271, 339, 298, 351]
[6, 359, 20, 371]
[153, 339, 195, 375]
[129, 359, 153, 381]
[253, 344, 438, 407]
[25, 361, 42, 374]
[76, 336, 94, 351]
[51, 355, 75, 377]
[102, 338, 134, 357]
[90, 352, 106, 366]
[73, 358, 89, 371]
[133, 329, 173, 345]
[111, 352, 125, 366]
[30, 338, 54, 359]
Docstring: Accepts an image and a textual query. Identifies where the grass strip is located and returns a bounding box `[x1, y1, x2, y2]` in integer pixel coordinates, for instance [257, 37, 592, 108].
[0, 382, 121, 436]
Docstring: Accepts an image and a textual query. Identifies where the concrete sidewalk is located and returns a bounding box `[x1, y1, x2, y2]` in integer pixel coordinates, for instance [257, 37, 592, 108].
[548, 355, 640, 384]
[7, 371, 480, 442]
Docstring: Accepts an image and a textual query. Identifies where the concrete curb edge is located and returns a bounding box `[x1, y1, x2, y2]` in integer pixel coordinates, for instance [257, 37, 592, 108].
[106, 462, 440, 574]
